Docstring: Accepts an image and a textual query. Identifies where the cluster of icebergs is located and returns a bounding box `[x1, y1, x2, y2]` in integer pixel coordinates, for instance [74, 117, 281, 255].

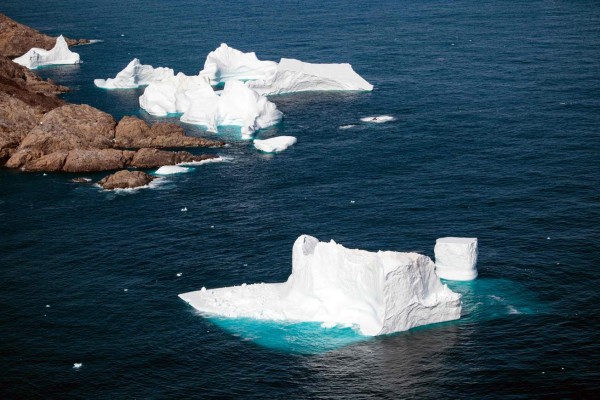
[94, 43, 373, 146]
[13, 35, 80, 69]
[180, 235, 479, 337]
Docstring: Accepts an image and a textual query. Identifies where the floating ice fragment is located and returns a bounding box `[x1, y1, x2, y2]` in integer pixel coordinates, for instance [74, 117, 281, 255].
[360, 115, 396, 123]
[247, 58, 373, 95]
[179, 235, 461, 336]
[253, 136, 297, 153]
[94, 58, 174, 89]
[73, 363, 82, 369]
[181, 207, 187, 212]
[46, 304, 50, 308]
[124, 289, 128, 292]
[177, 273, 183, 277]
[434, 237, 478, 281]
[350, 200, 355, 204]
[155, 165, 190, 175]
[13, 35, 80, 69]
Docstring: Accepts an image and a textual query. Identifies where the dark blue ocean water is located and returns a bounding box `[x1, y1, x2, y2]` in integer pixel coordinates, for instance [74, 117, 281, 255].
[1, 0, 599, 397]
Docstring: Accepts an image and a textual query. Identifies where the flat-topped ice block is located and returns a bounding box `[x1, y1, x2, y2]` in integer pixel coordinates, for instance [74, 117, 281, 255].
[434, 237, 478, 281]
[179, 235, 462, 336]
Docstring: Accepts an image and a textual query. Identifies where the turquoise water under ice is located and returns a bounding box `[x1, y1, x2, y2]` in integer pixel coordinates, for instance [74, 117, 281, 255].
[1, 0, 599, 397]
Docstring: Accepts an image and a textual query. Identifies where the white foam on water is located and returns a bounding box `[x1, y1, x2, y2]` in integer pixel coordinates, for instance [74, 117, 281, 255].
[360, 115, 396, 123]
[154, 165, 191, 175]
[339, 124, 356, 130]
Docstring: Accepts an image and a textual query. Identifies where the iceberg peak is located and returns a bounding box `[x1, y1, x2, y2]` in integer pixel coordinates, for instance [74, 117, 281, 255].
[199, 43, 278, 85]
[13, 35, 80, 69]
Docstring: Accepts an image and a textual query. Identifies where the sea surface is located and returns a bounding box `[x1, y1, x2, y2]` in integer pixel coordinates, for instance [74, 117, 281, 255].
[1, 0, 599, 398]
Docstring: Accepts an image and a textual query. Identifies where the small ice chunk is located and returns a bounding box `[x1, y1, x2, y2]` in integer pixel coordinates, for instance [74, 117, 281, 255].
[94, 58, 174, 89]
[13, 35, 80, 69]
[253, 136, 297, 153]
[124, 289, 128, 292]
[434, 237, 478, 281]
[181, 207, 188, 212]
[155, 165, 190, 175]
[46, 304, 50, 308]
[360, 115, 396, 123]
[73, 363, 82, 369]
[176, 272, 182, 277]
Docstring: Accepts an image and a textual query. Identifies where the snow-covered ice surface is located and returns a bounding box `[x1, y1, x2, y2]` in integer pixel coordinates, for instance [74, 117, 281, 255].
[179, 235, 462, 336]
[139, 72, 213, 116]
[253, 136, 297, 153]
[180, 80, 283, 136]
[199, 43, 277, 85]
[247, 58, 373, 95]
[13, 35, 80, 69]
[94, 58, 174, 89]
[435, 237, 479, 281]
[154, 165, 191, 175]
[360, 115, 396, 123]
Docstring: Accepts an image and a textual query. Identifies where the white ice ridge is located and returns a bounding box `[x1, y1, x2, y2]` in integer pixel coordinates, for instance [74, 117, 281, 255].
[247, 58, 373, 95]
[13, 35, 80, 69]
[199, 43, 277, 85]
[94, 58, 174, 89]
[253, 136, 297, 153]
[179, 235, 462, 336]
[434, 237, 478, 281]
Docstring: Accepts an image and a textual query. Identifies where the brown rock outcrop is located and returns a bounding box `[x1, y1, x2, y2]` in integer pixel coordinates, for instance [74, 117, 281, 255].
[6, 104, 116, 168]
[129, 148, 218, 168]
[0, 56, 67, 112]
[0, 13, 89, 58]
[98, 170, 155, 190]
[0, 92, 44, 162]
[115, 116, 224, 148]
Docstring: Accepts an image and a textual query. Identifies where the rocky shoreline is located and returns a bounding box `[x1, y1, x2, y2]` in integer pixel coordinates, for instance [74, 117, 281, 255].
[0, 13, 225, 189]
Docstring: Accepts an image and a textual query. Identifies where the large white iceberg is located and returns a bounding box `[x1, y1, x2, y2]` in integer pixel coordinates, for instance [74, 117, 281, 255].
[254, 136, 297, 153]
[247, 58, 373, 95]
[140, 75, 283, 135]
[434, 237, 478, 281]
[139, 73, 213, 116]
[179, 235, 461, 336]
[180, 80, 283, 136]
[199, 43, 277, 85]
[13, 35, 80, 69]
[94, 58, 174, 89]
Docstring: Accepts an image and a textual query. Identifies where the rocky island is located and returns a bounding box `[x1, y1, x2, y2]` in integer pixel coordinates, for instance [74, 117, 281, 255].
[0, 13, 224, 189]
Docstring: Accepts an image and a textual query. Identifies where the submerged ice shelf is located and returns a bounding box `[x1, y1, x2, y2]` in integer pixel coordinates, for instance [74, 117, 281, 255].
[180, 235, 462, 336]
[13, 35, 80, 69]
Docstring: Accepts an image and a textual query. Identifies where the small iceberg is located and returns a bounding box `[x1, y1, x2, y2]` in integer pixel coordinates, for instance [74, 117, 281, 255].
[434, 237, 478, 281]
[199, 43, 278, 85]
[155, 165, 191, 175]
[94, 58, 174, 89]
[13, 35, 80, 69]
[253, 136, 297, 153]
[180, 80, 283, 136]
[360, 115, 396, 123]
[247, 58, 373, 95]
[179, 235, 461, 336]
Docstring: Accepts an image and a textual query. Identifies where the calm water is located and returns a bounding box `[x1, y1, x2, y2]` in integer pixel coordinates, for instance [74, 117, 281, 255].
[1, 0, 599, 398]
